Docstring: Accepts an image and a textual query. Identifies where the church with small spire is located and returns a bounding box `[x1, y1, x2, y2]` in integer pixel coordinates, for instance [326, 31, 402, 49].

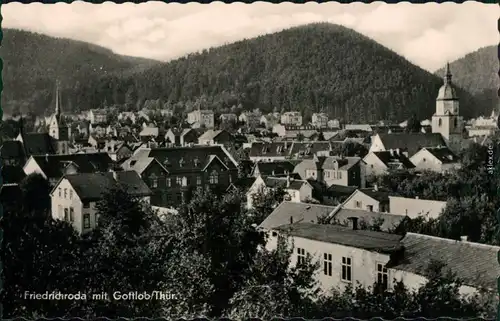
[48, 81, 70, 154]
[431, 62, 465, 151]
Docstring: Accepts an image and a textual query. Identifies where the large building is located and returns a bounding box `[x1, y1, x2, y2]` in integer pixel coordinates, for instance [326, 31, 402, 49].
[431, 63, 465, 149]
[48, 82, 70, 155]
[187, 109, 215, 129]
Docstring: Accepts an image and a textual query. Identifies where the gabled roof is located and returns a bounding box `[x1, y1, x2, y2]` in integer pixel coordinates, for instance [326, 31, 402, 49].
[321, 156, 361, 171]
[139, 127, 159, 137]
[387, 233, 500, 290]
[357, 187, 392, 203]
[376, 133, 446, 157]
[259, 201, 339, 230]
[420, 147, 459, 164]
[123, 145, 238, 174]
[254, 161, 296, 176]
[21, 133, 56, 155]
[123, 157, 168, 175]
[275, 222, 403, 254]
[0, 140, 26, 159]
[263, 177, 307, 191]
[370, 151, 415, 169]
[30, 153, 115, 180]
[333, 208, 406, 232]
[62, 170, 152, 202]
[289, 142, 331, 158]
[198, 129, 226, 142]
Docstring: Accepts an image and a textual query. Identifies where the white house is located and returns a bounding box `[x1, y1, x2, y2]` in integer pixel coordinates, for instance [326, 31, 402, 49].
[409, 147, 461, 173]
[281, 111, 303, 126]
[341, 186, 391, 213]
[369, 133, 446, 158]
[266, 223, 499, 297]
[312, 113, 329, 128]
[246, 175, 313, 209]
[187, 109, 215, 129]
[87, 109, 108, 124]
[363, 150, 415, 177]
[388, 196, 447, 219]
[50, 170, 152, 234]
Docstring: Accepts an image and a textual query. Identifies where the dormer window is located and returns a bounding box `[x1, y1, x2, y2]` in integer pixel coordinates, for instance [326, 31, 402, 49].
[193, 157, 200, 167]
[179, 158, 185, 167]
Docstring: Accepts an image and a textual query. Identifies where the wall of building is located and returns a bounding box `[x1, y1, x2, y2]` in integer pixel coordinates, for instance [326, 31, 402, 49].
[389, 196, 446, 219]
[343, 191, 381, 212]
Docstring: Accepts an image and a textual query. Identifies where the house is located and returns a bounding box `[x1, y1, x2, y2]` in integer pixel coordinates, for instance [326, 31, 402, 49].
[89, 123, 107, 136]
[328, 119, 341, 129]
[219, 113, 238, 123]
[239, 111, 262, 128]
[363, 150, 415, 176]
[88, 135, 106, 150]
[272, 124, 318, 139]
[280, 111, 303, 126]
[266, 222, 404, 294]
[293, 155, 366, 188]
[341, 186, 391, 212]
[250, 161, 295, 177]
[260, 113, 280, 129]
[322, 184, 358, 205]
[288, 142, 332, 160]
[386, 233, 500, 296]
[187, 109, 215, 129]
[87, 109, 108, 124]
[312, 113, 329, 129]
[267, 223, 499, 296]
[118, 111, 137, 124]
[139, 126, 160, 139]
[258, 201, 339, 231]
[197, 129, 234, 146]
[249, 142, 293, 162]
[121, 145, 238, 208]
[165, 128, 199, 147]
[369, 133, 446, 158]
[50, 170, 152, 234]
[23, 153, 115, 185]
[246, 175, 313, 209]
[0, 140, 27, 166]
[15, 131, 57, 157]
[409, 147, 461, 172]
[112, 143, 134, 162]
[389, 196, 447, 219]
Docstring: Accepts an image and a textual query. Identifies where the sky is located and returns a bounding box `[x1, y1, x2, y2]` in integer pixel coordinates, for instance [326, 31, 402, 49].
[2, 1, 498, 72]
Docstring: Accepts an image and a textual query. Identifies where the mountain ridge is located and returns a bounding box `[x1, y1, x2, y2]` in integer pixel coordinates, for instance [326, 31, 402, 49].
[1, 24, 489, 121]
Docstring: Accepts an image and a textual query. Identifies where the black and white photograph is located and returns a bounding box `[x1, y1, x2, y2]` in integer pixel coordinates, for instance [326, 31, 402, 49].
[1, 1, 499, 319]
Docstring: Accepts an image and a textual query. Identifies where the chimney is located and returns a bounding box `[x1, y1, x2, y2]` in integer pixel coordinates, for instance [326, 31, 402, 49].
[373, 184, 378, 191]
[460, 235, 468, 242]
[348, 217, 359, 230]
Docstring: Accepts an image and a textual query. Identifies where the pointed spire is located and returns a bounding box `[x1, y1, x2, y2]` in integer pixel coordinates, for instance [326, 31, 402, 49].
[444, 61, 452, 84]
[55, 80, 61, 118]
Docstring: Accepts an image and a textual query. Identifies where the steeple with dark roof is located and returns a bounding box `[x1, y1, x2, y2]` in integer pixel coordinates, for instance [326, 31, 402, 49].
[436, 61, 458, 101]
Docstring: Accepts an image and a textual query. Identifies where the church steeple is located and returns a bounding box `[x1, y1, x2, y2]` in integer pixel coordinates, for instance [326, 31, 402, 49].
[55, 80, 61, 119]
[444, 61, 452, 84]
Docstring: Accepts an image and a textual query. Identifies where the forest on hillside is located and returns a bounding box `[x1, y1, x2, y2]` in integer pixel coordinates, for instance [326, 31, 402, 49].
[2, 24, 485, 122]
[435, 45, 498, 116]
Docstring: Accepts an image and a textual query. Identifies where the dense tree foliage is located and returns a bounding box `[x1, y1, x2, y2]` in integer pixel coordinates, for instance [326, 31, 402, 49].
[373, 140, 500, 245]
[3, 25, 486, 121]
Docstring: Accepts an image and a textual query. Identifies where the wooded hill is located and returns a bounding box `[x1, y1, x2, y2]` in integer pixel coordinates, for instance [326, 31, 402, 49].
[1, 24, 488, 122]
[435, 45, 498, 117]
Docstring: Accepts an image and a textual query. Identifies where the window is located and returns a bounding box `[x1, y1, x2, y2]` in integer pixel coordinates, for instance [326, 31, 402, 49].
[324, 171, 330, 179]
[176, 177, 182, 186]
[355, 201, 362, 208]
[151, 178, 158, 188]
[341, 257, 352, 282]
[323, 253, 333, 276]
[367, 205, 373, 212]
[337, 171, 342, 179]
[166, 178, 171, 187]
[438, 118, 442, 127]
[69, 207, 74, 222]
[195, 176, 201, 186]
[376, 263, 389, 290]
[64, 189, 67, 199]
[58, 205, 62, 218]
[69, 190, 73, 200]
[182, 177, 188, 187]
[454, 117, 458, 128]
[83, 213, 91, 229]
[58, 188, 62, 197]
[83, 202, 90, 208]
[95, 213, 100, 225]
[209, 170, 219, 184]
[64, 208, 69, 221]
[297, 248, 306, 264]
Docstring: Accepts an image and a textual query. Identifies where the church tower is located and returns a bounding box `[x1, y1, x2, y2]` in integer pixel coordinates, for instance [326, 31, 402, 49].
[49, 81, 70, 154]
[431, 62, 464, 144]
